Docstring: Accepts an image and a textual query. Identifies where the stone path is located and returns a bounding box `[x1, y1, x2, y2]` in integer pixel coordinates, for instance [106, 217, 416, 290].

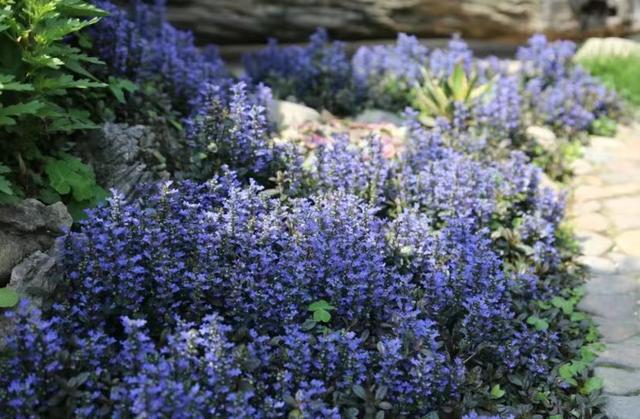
[571, 123, 640, 418]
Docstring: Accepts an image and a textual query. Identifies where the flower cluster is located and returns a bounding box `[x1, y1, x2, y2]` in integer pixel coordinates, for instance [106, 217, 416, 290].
[474, 74, 523, 139]
[294, 133, 392, 206]
[517, 34, 618, 133]
[185, 81, 282, 180]
[243, 29, 360, 115]
[0, 13, 614, 417]
[2, 168, 564, 416]
[352, 33, 429, 110]
[428, 35, 474, 78]
[88, 0, 228, 114]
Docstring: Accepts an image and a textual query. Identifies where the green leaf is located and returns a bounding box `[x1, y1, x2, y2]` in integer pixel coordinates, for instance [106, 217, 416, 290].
[490, 384, 505, 399]
[44, 155, 96, 201]
[570, 312, 587, 322]
[0, 174, 13, 195]
[0, 287, 19, 308]
[352, 384, 367, 400]
[559, 363, 578, 386]
[0, 100, 44, 118]
[551, 296, 575, 315]
[108, 77, 138, 103]
[58, 0, 109, 17]
[448, 64, 468, 101]
[308, 299, 333, 312]
[312, 309, 331, 323]
[0, 74, 33, 92]
[527, 315, 549, 331]
[581, 376, 604, 394]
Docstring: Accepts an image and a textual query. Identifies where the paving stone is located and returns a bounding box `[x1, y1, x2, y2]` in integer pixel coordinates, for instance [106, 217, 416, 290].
[573, 184, 640, 202]
[609, 212, 640, 231]
[606, 396, 640, 419]
[596, 336, 640, 369]
[571, 126, 640, 417]
[596, 367, 640, 395]
[617, 230, 640, 257]
[577, 231, 614, 256]
[611, 255, 640, 274]
[573, 174, 604, 187]
[571, 212, 610, 232]
[578, 255, 618, 275]
[600, 169, 640, 185]
[593, 316, 640, 343]
[602, 196, 640, 216]
[582, 146, 617, 164]
[583, 275, 640, 295]
[568, 200, 602, 217]
[570, 159, 594, 176]
[577, 293, 639, 319]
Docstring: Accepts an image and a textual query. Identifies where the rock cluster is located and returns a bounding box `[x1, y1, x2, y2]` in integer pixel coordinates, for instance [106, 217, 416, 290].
[0, 199, 72, 299]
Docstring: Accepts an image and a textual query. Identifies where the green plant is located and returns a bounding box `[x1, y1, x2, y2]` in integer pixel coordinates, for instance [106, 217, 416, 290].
[0, 286, 19, 308]
[591, 115, 617, 137]
[307, 299, 334, 323]
[578, 53, 640, 107]
[0, 0, 107, 214]
[411, 64, 492, 124]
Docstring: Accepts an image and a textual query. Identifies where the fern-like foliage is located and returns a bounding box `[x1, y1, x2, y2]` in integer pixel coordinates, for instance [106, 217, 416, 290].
[0, 0, 107, 211]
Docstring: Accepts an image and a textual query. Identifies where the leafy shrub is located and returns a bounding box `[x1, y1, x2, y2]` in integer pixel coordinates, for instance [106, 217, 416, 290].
[0, 20, 612, 417]
[243, 28, 360, 115]
[0, 0, 107, 214]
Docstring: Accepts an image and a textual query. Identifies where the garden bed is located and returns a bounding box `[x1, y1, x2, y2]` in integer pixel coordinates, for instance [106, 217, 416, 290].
[0, 1, 625, 417]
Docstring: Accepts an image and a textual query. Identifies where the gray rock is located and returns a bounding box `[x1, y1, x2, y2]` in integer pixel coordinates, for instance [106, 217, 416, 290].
[79, 123, 181, 199]
[597, 366, 640, 396]
[526, 125, 557, 153]
[0, 199, 71, 233]
[577, 292, 639, 319]
[583, 274, 640, 295]
[575, 37, 640, 62]
[577, 231, 614, 256]
[606, 395, 640, 419]
[167, 0, 640, 44]
[9, 249, 60, 304]
[354, 109, 404, 126]
[597, 336, 640, 369]
[593, 316, 640, 343]
[267, 100, 321, 130]
[0, 199, 72, 282]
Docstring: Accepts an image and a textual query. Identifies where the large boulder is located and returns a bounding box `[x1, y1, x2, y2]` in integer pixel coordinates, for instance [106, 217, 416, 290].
[574, 36, 640, 61]
[267, 100, 322, 130]
[0, 199, 72, 284]
[166, 0, 640, 45]
[9, 249, 59, 305]
[78, 123, 189, 199]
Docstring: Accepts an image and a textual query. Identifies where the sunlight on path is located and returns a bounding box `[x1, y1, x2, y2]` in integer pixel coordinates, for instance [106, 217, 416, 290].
[571, 124, 640, 418]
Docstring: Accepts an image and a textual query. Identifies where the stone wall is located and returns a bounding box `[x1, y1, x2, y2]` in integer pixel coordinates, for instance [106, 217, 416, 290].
[165, 0, 640, 45]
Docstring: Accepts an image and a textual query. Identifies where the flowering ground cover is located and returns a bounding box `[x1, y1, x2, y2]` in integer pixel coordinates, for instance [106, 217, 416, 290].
[0, 0, 622, 417]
